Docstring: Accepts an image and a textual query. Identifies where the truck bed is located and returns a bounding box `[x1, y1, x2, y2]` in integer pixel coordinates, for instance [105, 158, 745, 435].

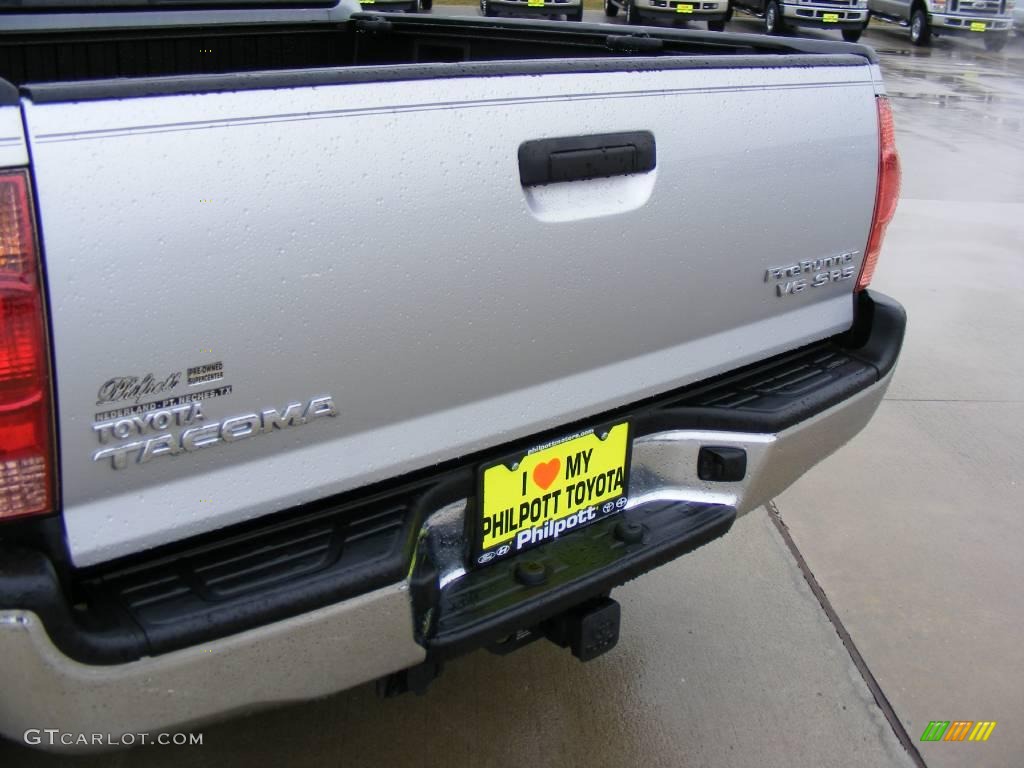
[0, 12, 874, 87]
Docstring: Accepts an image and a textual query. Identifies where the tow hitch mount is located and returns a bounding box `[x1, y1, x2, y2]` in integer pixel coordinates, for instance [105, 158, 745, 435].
[545, 596, 621, 662]
[486, 595, 622, 663]
[378, 596, 622, 697]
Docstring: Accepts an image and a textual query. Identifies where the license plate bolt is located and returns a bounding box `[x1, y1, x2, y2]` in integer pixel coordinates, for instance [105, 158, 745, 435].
[514, 559, 548, 586]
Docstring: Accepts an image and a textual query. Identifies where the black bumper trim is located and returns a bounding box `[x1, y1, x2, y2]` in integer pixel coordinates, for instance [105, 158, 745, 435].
[0, 290, 904, 665]
[931, 23, 1012, 37]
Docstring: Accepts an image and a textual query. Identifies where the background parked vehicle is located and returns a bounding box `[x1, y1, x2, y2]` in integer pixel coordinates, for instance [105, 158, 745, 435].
[868, 0, 1015, 51]
[481, 0, 584, 20]
[732, 0, 870, 41]
[604, 0, 732, 30]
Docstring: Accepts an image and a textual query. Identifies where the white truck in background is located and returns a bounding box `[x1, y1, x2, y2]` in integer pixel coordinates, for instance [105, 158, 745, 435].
[868, 0, 1015, 50]
[732, 0, 870, 41]
[604, 0, 732, 30]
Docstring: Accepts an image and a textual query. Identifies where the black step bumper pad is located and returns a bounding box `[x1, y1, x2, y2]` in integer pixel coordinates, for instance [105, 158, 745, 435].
[420, 500, 736, 659]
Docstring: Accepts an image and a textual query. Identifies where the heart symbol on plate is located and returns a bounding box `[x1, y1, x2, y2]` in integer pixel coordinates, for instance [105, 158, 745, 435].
[532, 458, 561, 491]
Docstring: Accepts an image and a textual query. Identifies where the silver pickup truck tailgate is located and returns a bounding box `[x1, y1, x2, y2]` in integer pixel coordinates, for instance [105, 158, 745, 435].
[22, 60, 880, 566]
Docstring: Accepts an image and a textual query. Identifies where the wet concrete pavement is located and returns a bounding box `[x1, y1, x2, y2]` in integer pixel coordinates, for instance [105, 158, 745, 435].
[777, 25, 1024, 768]
[3, 17, 1022, 768]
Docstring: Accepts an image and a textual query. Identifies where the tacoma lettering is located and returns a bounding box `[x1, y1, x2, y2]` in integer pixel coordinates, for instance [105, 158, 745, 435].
[92, 396, 338, 469]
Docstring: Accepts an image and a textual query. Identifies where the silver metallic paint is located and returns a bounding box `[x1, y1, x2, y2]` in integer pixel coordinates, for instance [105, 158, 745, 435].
[0, 107, 28, 168]
[0, 582, 424, 752]
[23, 63, 880, 565]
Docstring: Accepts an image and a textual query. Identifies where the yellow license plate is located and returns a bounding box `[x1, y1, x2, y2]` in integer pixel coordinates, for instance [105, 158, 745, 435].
[676, 3, 694, 11]
[477, 421, 631, 565]
[822, 12, 839, 21]
[528, 0, 545, 6]
[970, 21, 986, 31]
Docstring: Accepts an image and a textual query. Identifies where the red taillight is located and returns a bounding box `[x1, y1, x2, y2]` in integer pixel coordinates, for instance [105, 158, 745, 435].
[0, 170, 54, 519]
[857, 97, 901, 291]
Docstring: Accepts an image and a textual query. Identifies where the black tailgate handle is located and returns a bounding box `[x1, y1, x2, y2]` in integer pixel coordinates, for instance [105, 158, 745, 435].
[518, 131, 656, 187]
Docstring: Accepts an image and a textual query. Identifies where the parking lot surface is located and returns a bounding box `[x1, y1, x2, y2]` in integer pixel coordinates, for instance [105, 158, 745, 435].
[778, 24, 1024, 768]
[2, 16, 1021, 768]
